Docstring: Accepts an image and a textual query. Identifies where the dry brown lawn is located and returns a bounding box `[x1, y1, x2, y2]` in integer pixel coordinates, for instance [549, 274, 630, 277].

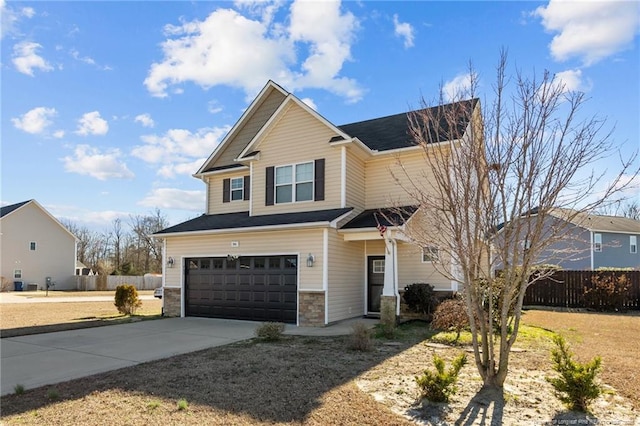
[521, 309, 640, 410]
[0, 297, 162, 337]
[1, 309, 638, 425]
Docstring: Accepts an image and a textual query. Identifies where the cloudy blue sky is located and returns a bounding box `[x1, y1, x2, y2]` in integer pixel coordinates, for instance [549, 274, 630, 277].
[2, 0, 639, 230]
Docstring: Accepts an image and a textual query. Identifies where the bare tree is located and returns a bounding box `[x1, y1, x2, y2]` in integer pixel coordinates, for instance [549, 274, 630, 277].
[130, 209, 168, 274]
[393, 51, 638, 389]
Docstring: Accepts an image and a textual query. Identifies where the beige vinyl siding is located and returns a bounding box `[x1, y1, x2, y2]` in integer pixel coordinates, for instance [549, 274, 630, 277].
[251, 102, 342, 215]
[0, 202, 76, 290]
[163, 228, 325, 291]
[327, 230, 365, 322]
[345, 148, 365, 209]
[211, 89, 286, 168]
[365, 151, 436, 209]
[397, 243, 451, 290]
[207, 172, 250, 214]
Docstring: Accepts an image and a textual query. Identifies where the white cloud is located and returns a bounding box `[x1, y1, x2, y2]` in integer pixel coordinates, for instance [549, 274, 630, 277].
[393, 14, 414, 49]
[62, 145, 134, 180]
[552, 69, 591, 93]
[535, 1, 640, 65]
[75, 111, 109, 136]
[132, 126, 230, 165]
[11, 106, 57, 134]
[144, 0, 363, 103]
[443, 72, 475, 102]
[69, 48, 111, 70]
[207, 100, 223, 114]
[1, 1, 34, 40]
[300, 97, 317, 110]
[52, 130, 65, 138]
[138, 188, 205, 211]
[158, 159, 206, 178]
[12, 41, 53, 76]
[134, 113, 155, 128]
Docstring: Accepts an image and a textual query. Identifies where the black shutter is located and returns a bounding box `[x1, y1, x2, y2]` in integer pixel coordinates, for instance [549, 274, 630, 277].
[314, 159, 325, 201]
[243, 175, 250, 201]
[265, 167, 274, 206]
[223, 178, 230, 203]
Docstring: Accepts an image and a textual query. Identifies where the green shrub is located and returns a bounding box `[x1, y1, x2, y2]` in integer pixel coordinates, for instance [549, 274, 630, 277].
[584, 272, 630, 311]
[403, 283, 438, 315]
[114, 284, 142, 315]
[177, 399, 188, 411]
[430, 298, 469, 342]
[255, 322, 285, 341]
[348, 322, 373, 351]
[47, 388, 60, 401]
[546, 335, 602, 412]
[416, 353, 467, 403]
[14, 384, 25, 395]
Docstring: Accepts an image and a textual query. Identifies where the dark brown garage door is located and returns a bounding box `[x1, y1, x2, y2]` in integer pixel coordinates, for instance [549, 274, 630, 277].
[185, 256, 297, 323]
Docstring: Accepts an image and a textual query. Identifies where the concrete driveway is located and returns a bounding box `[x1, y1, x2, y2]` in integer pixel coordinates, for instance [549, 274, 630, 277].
[1, 316, 377, 396]
[0, 317, 260, 396]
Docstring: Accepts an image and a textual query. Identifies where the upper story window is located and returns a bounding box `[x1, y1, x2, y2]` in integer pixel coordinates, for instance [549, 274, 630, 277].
[29, 241, 37, 251]
[14, 269, 22, 279]
[422, 246, 439, 262]
[230, 177, 244, 201]
[275, 162, 314, 204]
[223, 176, 250, 203]
[594, 233, 602, 252]
[631, 235, 637, 254]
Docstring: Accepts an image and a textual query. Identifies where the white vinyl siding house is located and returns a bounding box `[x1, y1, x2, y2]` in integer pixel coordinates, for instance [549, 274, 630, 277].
[155, 80, 481, 326]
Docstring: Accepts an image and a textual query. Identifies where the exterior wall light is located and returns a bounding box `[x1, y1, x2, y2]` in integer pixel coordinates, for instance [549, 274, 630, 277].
[306, 253, 315, 267]
[167, 257, 175, 268]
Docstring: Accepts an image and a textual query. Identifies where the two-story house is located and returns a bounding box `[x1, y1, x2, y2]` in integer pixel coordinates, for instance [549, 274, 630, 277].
[155, 81, 480, 326]
[525, 208, 640, 270]
[1, 199, 78, 290]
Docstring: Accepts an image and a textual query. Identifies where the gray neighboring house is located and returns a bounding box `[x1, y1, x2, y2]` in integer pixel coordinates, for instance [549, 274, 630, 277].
[531, 209, 640, 270]
[0, 200, 78, 290]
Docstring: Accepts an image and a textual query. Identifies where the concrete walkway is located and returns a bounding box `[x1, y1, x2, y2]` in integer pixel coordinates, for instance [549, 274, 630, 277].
[0, 317, 377, 396]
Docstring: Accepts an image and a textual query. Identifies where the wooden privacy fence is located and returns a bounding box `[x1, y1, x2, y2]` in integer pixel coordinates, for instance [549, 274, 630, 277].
[75, 274, 162, 291]
[523, 270, 640, 310]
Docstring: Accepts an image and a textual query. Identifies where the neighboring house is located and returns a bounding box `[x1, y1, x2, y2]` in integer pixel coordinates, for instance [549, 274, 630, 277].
[0, 200, 78, 290]
[75, 261, 95, 276]
[506, 208, 640, 270]
[155, 80, 480, 326]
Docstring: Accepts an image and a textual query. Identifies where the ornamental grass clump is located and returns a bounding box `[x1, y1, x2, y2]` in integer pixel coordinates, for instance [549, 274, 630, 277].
[416, 353, 467, 403]
[348, 322, 373, 351]
[546, 335, 602, 412]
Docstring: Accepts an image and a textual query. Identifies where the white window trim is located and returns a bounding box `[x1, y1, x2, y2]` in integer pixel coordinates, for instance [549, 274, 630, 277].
[422, 246, 439, 263]
[230, 177, 244, 202]
[14, 269, 22, 279]
[274, 161, 314, 204]
[372, 259, 385, 273]
[594, 233, 602, 252]
[631, 235, 637, 254]
[29, 241, 37, 251]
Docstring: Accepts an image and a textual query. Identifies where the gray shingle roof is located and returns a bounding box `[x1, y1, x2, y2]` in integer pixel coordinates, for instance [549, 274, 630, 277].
[156, 208, 353, 235]
[342, 206, 418, 229]
[337, 98, 478, 152]
[0, 200, 30, 218]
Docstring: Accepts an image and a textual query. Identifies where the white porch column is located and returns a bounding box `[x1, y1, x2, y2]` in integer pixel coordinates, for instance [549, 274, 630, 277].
[382, 236, 397, 297]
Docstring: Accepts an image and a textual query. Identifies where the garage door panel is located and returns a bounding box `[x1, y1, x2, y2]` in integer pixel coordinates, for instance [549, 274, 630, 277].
[185, 255, 298, 323]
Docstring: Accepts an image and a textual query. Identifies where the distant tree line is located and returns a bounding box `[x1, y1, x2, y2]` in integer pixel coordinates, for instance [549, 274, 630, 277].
[62, 209, 168, 276]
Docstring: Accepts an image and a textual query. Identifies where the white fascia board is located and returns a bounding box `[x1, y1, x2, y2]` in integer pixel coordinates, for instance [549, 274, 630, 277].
[329, 209, 354, 228]
[328, 137, 374, 156]
[195, 81, 288, 176]
[370, 139, 460, 158]
[155, 221, 336, 238]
